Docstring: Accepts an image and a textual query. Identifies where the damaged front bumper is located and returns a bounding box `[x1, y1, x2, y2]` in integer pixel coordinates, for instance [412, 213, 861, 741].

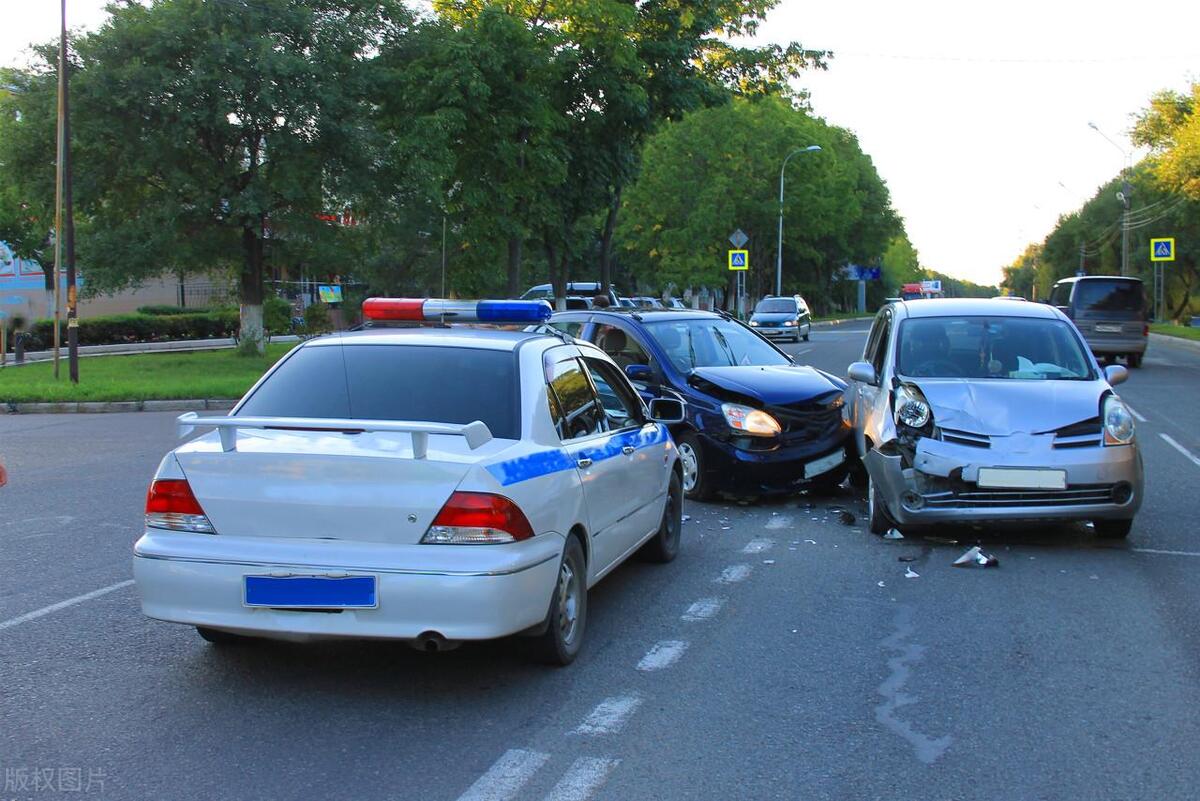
[864, 434, 1143, 525]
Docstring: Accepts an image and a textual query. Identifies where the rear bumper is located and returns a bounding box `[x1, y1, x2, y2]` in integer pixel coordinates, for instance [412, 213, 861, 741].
[864, 437, 1143, 526]
[1084, 335, 1147, 355]
[133, 530, 563, 641]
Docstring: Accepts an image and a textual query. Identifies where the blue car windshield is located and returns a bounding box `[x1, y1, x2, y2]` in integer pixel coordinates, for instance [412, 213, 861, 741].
[897, 317, 1094, 380]
[644, 319, 790, 371]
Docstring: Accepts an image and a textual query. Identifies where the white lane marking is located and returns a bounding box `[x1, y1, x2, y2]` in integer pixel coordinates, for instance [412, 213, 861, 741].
[794, 347, 814, 356]
[1125, 404, 1147, 423]
[716, 564, 752, 584]
[0, 580, 135, 633]
[1159, 433, 1200, 467]
[764, 515, 793, 530]
[637, 640, 688, 671]
[455, 749, 551, 801]
[682, 597, 724, 622]
[542, 757, 620, 801]
[742, 538, 774, 554]
[1133, 548, 1200, 557]
[573, 694, 642, 736]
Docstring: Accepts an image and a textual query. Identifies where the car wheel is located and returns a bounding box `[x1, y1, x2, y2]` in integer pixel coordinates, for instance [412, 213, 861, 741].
[196, 626, 249, 645]
[1127, 353, 1142, 368]
[533, 536, 587, 666]
[676, 432, 713, 501]
[1094, 519, 1133, 539]
[641, 472, 683, 563]
[867, 472, 892, 535]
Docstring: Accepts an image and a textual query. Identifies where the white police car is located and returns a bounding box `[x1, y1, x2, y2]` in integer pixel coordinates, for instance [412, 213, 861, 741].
[133, 299, 685, 665]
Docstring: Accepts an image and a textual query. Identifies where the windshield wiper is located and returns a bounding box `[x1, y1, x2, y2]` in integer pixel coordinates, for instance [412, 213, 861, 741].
[712, 327, 737, 365]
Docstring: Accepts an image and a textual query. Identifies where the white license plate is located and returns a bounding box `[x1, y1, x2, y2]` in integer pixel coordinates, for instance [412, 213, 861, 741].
[806, 450, 845, 478]
[1095, 324, 1122, 333]
[977, 468, 1066, 490]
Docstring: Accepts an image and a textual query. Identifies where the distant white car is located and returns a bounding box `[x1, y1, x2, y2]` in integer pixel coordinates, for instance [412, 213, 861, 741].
[134, 299, 684, 665]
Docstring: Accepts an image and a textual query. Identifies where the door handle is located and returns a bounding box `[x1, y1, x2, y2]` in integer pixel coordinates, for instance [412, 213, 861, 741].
[577, 458, 593, 469]
[622, 446, 636, 455]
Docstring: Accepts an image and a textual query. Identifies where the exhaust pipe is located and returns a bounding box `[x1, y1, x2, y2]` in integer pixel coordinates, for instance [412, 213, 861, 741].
[411, 631, 459, 653]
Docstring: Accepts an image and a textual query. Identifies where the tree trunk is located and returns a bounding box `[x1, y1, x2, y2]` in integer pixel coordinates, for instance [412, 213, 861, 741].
[598, 187, 622, 292]
[547, 239, 566, 311]
[507, 237, 523, 298]
[239, 223, 266, 355]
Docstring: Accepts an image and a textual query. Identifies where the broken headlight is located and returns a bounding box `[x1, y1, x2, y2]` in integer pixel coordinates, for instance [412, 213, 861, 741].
[894, 384, 931, 430]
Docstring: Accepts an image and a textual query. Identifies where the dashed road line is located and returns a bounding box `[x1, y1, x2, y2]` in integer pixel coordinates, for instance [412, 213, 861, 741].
[741, 538, 774, 554]
[455, 749, 550, 801]
[1159, 433, 1200, 467]
[716, 564, 752, 584]
[1133, 548, 1200, 557]
[542, 757, 620, 801]
[682, 597, 724, 622]
[0, 580, 135, 633]
[1125, 404, 1148, 423]
[573, 694, 642, 736]
[637, 640, 688, 671]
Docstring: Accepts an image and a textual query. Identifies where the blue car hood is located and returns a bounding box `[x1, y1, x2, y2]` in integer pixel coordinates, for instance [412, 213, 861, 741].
[690, 365, 844, 405]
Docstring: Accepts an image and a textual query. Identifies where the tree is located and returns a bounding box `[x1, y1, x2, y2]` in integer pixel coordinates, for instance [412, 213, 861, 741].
[5, 0, 410, 353]
[617, 96, 898, 313]
[1133, 83, 1200, 200]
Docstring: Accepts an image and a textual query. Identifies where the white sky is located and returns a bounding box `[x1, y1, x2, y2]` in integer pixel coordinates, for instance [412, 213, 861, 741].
[4, 0, 1199, 285]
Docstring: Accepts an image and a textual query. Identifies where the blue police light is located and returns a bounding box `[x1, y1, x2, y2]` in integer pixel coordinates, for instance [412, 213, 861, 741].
[476, 300, 552, 323]
[363, 298, 552, 324]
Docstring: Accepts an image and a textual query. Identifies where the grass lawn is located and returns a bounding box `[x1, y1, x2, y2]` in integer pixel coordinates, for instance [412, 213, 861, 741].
[1150, 323, 1200, 342]
[0, 344, 296, 403]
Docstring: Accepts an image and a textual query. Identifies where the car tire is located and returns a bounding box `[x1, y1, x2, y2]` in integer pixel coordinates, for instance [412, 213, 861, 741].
[196, 626, 249, 645]
[641, 472, 683, 563]
[533, 536, 587, 666]
[1127, 353, 1142, 368]
[867, 472, 893, 535]
[676, 432, 713, 501]
[1094, 519, 1133, 539]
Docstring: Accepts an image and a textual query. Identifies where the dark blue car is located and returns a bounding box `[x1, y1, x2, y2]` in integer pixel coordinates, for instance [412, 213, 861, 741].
[549, 308, 855, 500]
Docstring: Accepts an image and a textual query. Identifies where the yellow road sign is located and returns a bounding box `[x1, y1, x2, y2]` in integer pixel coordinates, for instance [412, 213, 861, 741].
[728, 249, 748, 271]
[1150, 238, 1175, 262]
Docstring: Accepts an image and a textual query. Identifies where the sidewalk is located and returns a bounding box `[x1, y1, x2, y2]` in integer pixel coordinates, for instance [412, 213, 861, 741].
[1150, 332, 1200, 354]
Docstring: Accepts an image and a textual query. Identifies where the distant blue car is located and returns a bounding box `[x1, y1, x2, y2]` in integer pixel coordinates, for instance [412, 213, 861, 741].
[549, 308, 854, 500]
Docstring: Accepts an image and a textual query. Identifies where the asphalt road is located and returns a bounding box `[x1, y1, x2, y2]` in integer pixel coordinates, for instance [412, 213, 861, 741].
[2, 320, 1199, 801]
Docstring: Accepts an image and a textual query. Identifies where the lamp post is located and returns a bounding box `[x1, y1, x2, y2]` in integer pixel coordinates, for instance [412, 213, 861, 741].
[776, 145, 821, 296]
[1087, 122, 1132, 277]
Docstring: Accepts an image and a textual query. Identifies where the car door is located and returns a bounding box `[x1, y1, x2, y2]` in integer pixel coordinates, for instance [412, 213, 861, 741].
[852, 308, 893, 455]
[589, 321, 661, 405]
[580, 354, 669, 562]
[545, 355, 640, 577]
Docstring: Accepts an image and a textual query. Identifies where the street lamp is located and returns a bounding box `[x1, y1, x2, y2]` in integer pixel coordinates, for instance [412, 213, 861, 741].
[1087, 122, 1132, 277]
[776, 145, 822, 296]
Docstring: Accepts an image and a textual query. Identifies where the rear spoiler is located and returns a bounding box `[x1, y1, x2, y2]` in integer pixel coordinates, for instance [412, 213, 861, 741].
[176, 412, 493, 458]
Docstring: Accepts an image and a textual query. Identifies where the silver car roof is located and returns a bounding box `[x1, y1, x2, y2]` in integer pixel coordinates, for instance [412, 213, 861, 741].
[893, 298, 1061, 320]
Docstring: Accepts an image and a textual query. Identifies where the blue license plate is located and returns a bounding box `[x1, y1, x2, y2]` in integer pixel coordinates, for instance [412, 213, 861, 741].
[243, 575, 378, 609]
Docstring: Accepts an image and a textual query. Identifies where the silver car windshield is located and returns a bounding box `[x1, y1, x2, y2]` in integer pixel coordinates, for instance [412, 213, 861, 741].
[645, 319, 790, 371]
[897, 317, 1094, 380]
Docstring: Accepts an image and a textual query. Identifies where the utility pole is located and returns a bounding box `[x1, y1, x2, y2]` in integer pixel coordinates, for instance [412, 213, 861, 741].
[1119, 179, 1131, 278]
[1079, 243, 1085, 276]
[62, 0, 78, 382]
[775, 146, 821, 297]
[52, 5, 66, 379]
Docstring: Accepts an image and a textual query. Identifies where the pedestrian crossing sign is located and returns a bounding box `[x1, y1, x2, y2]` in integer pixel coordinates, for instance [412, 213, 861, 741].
[1150, 238, 1175, 262]
[728, 249, 748, 271]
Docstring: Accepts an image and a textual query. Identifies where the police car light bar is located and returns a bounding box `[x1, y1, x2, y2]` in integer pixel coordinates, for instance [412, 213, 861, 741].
[362, 298, 553, 324]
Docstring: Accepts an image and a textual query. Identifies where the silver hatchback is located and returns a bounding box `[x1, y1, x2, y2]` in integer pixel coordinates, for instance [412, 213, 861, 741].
[846, 299, 1143, 539]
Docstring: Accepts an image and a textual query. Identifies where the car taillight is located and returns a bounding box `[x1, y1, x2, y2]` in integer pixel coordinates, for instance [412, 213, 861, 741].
[422, 492, 534, 544]
[145, 479, 215, 534]
[1143, 324, 1149, 336]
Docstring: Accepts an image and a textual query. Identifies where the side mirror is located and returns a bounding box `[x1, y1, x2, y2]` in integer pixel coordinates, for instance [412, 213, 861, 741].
[648, 398, 685, 424]
[847, 361, 876, 385]
[1104, 364, 1128, 386]
[625, 364, 653, 383]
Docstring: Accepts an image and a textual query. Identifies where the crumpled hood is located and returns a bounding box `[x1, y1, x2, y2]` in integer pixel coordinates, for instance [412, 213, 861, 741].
[690, 365, 844, 406]
[910, 378, 1107, 435]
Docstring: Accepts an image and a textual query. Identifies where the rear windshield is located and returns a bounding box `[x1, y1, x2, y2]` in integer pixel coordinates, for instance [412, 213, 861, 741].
[1074, 280, 1144, 313]
[237, 344, 519, 439]
[755, 299, 797, 314]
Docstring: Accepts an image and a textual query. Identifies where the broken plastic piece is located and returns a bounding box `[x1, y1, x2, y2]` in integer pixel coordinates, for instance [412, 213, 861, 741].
[926, 536, 959, 545]
[883, 528, 904, 540]
[682, 514, 691, 522]
[952, 546, 999, 568]
[877, 581, 886, 587]
[837, 510, 856, 526]
[898, 555, 917, 562]
[905, 568, 920, 578]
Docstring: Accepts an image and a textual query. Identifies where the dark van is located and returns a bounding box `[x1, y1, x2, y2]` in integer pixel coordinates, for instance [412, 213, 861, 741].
[1049, 276, 1148, 367]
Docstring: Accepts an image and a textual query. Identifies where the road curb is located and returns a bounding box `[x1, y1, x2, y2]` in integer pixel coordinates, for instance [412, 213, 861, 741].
[812, 316, 873, 328]
[4, 398, 237, 415]
[1150, 332, 1200, 353]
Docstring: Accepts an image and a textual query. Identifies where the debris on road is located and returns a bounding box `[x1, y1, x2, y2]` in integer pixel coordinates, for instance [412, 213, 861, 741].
[836, 510, 856, 526]
[898, 555, 917, 562]
[952, 546, 999, 568]
[905, 568, 920, 579]
[877, 581, 886, 587]
[805, 539, 817, 545]
[763, 559, 776, 565]
[682, 514, 691, 522]
[926, 536, 959, 545]
[883, 528, 904, 540]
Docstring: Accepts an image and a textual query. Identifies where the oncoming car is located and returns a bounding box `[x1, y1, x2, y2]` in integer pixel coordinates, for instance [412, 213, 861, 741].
[133, 299, 685, 665]
[847, 299, 1143, 539]
[748, 295, 812, 342]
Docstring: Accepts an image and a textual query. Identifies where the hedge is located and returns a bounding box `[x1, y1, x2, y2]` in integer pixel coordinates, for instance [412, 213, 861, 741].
[22, 310, 240, 349]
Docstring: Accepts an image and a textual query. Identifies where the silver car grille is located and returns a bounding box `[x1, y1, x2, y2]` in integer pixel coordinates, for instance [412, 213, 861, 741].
[923, 484, 1116, 509]
[1049, 418, 1102, 449]
[939, 427, 991, 448]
